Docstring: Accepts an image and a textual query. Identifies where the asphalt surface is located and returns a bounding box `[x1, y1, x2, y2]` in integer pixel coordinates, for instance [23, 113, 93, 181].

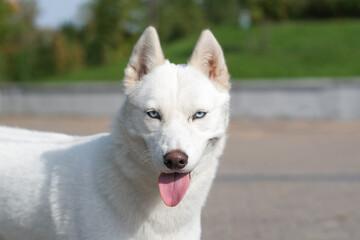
[1, 115, 360, 240]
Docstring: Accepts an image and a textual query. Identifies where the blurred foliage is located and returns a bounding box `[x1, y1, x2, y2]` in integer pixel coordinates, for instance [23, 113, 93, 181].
[52, 33, 85, 74]
[0, 0, 359, 82]
[239, 0, 360, 22]
[0, 0, 38, 82]
[81, 0, 143, 65]
[157, 0, 207, 41]
[41, 20, 360, 82]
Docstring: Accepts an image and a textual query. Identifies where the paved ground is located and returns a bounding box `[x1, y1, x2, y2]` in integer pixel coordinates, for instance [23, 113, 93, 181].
[1, 115, 360, 240]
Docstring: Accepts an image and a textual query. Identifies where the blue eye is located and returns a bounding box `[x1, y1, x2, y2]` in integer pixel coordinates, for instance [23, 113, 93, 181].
[147, 110, 161, 120]
[193, 111, 207, 120]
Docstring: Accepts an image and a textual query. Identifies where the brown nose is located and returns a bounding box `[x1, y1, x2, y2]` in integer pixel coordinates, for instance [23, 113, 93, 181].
[163, 150, 188, 170]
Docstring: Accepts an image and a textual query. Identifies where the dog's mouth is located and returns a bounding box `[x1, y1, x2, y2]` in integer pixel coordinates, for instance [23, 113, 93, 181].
[158, 172, 191, 207]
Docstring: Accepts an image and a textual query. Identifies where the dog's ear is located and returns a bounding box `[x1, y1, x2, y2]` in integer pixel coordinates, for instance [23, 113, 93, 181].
[124, 26, 165, 94]
[189, 30, 230, 89]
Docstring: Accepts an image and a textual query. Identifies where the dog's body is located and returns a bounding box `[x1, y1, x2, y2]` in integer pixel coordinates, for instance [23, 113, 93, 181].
[0, 27, 230, 240]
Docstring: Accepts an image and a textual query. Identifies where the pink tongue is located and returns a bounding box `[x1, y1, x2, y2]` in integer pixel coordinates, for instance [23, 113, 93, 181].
[158, 172, 190, 207]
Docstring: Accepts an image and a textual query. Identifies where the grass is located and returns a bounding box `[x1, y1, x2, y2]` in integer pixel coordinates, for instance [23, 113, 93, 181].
[40, 19, 360, 82]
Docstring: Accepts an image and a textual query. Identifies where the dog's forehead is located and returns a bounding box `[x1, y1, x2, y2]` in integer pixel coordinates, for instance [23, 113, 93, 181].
[145, 63, 217, 93]
[132, 62, 222, 109]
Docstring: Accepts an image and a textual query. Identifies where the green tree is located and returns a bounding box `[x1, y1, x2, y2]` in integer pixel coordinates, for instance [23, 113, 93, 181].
[82, 0, 144, 65]
[0, 0, 38, 82]
[0, 0, 12, 81]
[158, 0, 208, 41]
[203, 0, 238, 24]
[52, 32, 85, 75]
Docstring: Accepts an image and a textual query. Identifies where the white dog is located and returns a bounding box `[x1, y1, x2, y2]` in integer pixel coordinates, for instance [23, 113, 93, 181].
[0, 27, 230, 240]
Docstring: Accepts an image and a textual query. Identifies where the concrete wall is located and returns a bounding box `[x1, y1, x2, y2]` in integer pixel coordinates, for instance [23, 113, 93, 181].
[0, 83, 125, 116]
[230, 80, 360, 120]
[1, 80, 359, 120]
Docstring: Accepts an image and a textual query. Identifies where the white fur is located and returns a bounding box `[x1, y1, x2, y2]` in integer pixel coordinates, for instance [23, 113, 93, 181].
[0, 27, 230, 240]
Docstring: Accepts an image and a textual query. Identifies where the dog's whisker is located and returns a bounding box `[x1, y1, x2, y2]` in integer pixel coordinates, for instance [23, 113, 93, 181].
[138, 151, 159, 171]
[137, 150, 154, 164]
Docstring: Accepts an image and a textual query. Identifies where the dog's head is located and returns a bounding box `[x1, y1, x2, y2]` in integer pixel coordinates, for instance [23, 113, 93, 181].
[119, 27, 230, 206]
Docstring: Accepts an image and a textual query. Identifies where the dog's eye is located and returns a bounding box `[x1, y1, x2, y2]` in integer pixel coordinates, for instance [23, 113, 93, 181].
[146, 110, 161, 120]
[192, 111, 207, 120]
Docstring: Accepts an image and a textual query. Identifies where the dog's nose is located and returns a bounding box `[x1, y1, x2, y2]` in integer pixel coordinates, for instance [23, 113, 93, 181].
[163, 150, 188, 170]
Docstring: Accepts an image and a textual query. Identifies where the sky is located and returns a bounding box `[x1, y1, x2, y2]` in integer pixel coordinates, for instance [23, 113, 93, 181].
[34, 0, 89, 28]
